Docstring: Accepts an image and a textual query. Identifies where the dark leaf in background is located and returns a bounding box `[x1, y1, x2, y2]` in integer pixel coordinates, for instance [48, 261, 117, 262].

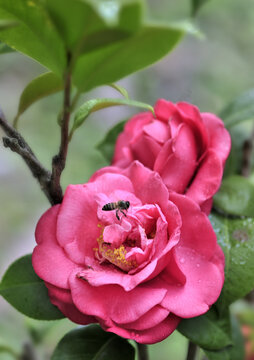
[210, 213, 254, 312]
[213, 175, 254, 217]
[178, 307, 232, 350]
[191, 0, 211, 16]
[97, 120, 127, 163]
[220, 89, 254, 129]
[0, 254, 64, 320]
[203, 315, 244, 360]
[51, 324, 135, 360]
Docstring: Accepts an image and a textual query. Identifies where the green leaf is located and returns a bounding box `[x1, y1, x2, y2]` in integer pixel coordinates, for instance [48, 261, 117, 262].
[204, 315, 244, 360]
[51, 324, 135, 360]
[46, 0, 143, 57]
[0, 254, 64, 320]
[191, 0, 211, 16]
[108, 83, 129, 99]
[209, 213, 254, 311]
[0, 0, 66, 75]
[14, 72, 64, 126]
[73, 23, 184, 92]
[0, 19, 18, 30]
[220, 89, 254, 129]
[97, 119, 126, 162]
[0, 42, 14, 54]
[178, 308, 232, 350]
[69, 98, 153, 140]
[213, 175, 254, 217]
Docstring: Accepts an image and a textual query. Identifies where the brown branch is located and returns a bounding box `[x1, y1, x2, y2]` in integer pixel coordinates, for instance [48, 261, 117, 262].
[186, 341, 197, 360]
[50, 59, 72, 204]
[0, 109, 57, 205]
[136, 343, 149, 360]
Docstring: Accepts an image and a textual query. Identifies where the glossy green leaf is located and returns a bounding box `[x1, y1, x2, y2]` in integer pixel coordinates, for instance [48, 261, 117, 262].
[213, 175, 254, 217]
[46, 0, 143, 57]
[220, 89, 254, 129]
[0, 0, 66, 75]
[97, 119, 126, 162]
[0, 19, 18, 30]
[191, 0, 211, 16]
[73, 23, 184, 92]
[0, 254, 64, 320]
[51, 324, 135, 360]
[0, 42, 14, 54]
[178, 308, 232, 350]
[69, 98, 153, 140]
[204, 316, 244, 360]
[210, 213, 254, 311]
[108, 83, 129, 99]
[14, 72, 64, 126]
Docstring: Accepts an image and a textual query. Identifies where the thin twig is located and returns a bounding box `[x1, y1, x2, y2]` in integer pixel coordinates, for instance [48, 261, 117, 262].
[186, 341, 197, 360]
[0, 109, 56, 205]
[50, 55, 72, 204]
[136, 343, 149, 360]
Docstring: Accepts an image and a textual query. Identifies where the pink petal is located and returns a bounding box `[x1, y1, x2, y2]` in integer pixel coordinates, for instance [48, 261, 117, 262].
[118, 305, 169, 331]
[106, 313, 180, 344]
[143, 120, 171, 143]
[130, 134, 161, 168]
[70, 270, 167, 323]
[154, 123, 198, 193]
[186, 149, 223, 207]
[154, 99, 177, 122]
[46, 283, 96, 325]
[32, 206, 76, 289]
[169, 193, 217, 258]
[35, 205, 60, 245]
[123, 161, 169, 209]
[202, 112, 231, 164]
[160, 245, 224, 318]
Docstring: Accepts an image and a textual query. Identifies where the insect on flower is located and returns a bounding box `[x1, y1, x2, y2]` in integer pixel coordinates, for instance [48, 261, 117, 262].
[102, 200, 130, 220]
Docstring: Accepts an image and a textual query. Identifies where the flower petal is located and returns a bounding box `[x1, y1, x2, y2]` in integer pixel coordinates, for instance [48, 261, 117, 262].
[160, 245, 224, 318]
[69, 270, 167, 324]
[46, 282, 96, 325]
[106, 313, 180, 344]
[33, 206, 76, 289]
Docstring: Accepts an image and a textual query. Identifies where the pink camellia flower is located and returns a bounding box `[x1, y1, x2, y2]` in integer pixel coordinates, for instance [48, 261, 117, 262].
[32, 161, 224, 344]
[112, 99, 231, 214]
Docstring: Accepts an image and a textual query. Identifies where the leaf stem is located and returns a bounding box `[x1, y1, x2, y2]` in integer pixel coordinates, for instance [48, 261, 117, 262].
[50, 55, 72, 204]
[186, 341, 197, 360]
[136, 343, 149, 360]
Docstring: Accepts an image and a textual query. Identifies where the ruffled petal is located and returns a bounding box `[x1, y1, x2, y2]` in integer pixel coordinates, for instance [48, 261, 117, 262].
[154, 123, 198, 193]
[69, 270, 167, 323]
[186, 150, 223, 207]
[169, 192, 217, 258]
[160, 245, 224, 318]
[130, 134, 161, 168]
[46, 283, 96, 325]
[202, 112, 231, 164]
[106, 313, 180, 344]
[33, 206, 76, 289]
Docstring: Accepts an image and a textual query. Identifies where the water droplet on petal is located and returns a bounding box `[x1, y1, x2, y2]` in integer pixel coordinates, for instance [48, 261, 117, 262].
[198, 279, 201, 283]
[196, 263, 200, 268]
[180, 258, 185, 264]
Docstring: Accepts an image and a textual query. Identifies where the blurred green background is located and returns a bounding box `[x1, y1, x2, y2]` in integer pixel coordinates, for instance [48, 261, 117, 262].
[0, 0, 254, 359]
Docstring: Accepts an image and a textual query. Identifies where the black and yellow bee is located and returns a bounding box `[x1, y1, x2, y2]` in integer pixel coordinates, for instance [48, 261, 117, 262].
[102, 200, 130, 220]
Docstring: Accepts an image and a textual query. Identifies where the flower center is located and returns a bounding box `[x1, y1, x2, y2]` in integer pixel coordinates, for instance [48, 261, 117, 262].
[93, 224, 137, 272]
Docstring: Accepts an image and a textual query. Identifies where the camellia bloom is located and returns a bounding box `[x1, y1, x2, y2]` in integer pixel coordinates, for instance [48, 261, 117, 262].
[32, 162, 224, 344]
[112, 100, 231, 214]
